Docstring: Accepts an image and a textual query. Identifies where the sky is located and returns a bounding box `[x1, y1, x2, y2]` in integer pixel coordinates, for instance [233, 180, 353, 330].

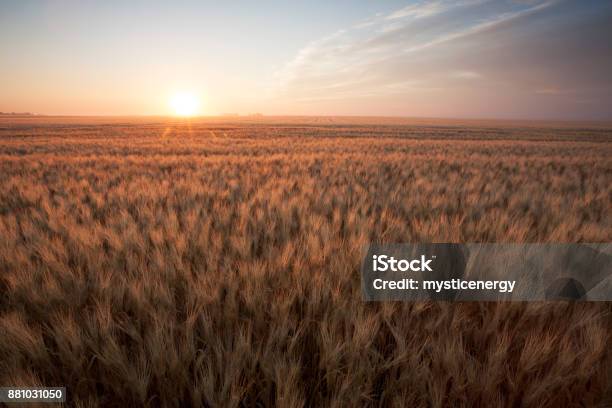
[1, 0, 611, 120]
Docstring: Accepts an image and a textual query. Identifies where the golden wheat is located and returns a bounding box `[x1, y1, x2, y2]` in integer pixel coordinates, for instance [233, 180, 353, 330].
[0, 117, 610, 407]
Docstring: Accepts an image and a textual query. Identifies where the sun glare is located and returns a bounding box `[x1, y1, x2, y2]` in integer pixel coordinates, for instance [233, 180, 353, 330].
[169, 91, 200, 116]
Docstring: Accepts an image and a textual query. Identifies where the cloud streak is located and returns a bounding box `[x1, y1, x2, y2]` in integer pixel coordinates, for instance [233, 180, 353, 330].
[273, 0, 612, 120]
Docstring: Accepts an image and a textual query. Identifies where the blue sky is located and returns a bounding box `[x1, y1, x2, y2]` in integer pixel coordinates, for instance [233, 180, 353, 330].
[1, 0, 611, 119]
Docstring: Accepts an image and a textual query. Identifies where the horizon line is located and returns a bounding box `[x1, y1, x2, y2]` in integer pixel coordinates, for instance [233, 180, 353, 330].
[2, 112, 612, 125]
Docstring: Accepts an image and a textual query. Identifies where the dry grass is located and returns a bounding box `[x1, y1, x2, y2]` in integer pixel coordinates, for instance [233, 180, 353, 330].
[0, 117, 611, 407]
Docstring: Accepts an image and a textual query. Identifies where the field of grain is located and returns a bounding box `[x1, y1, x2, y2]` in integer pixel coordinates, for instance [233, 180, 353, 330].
[0, 116, 611, 407]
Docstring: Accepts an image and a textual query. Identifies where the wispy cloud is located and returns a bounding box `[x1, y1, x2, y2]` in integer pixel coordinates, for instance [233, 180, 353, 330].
[271, 0, 612, 119]
[386, 1, 449, 20]
[275, 1, 556, 100]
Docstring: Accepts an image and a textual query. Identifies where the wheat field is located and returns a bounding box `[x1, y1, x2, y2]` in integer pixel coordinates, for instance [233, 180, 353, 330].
[0, 116, 611, 407]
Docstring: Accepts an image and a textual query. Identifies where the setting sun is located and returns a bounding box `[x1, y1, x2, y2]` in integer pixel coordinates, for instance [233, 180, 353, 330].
[169, 91, 200, 116]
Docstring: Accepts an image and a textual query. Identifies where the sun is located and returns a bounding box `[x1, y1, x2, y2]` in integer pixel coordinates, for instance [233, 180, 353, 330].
[169, 91, 200, 116]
